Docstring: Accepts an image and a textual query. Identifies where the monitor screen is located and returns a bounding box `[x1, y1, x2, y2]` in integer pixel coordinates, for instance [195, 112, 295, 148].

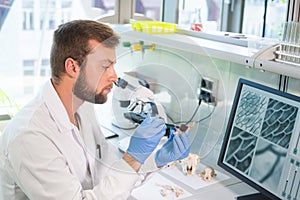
[218, 78, 300, 200]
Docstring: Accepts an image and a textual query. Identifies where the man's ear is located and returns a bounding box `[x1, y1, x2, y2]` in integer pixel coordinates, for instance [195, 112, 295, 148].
[65, 58, 79, 78]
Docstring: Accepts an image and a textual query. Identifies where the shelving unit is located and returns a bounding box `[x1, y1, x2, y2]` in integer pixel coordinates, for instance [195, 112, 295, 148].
[120, 29, 300, 79]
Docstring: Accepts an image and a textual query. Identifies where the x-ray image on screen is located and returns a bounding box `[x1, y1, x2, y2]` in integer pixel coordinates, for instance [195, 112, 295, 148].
[249, 139, 286, 193]
[260, 98, 298, 149]
[218, 79, 300, 200]
[224, 127, 257, 175]
[234, 89, 268, 135]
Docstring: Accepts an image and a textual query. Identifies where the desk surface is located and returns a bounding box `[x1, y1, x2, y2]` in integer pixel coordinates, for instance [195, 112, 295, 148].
[95, 102, 258, 200]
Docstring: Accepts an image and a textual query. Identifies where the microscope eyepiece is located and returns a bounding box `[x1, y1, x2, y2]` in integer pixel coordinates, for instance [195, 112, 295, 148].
[114, 78, 128, 89]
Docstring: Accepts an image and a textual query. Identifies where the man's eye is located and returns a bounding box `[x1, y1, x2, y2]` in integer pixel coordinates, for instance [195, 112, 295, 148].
[102, 65, 110, 70]
[100, 60, 115, 70]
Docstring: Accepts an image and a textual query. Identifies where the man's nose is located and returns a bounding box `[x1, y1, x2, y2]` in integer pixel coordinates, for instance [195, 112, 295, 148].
[109, 66, 118, 83]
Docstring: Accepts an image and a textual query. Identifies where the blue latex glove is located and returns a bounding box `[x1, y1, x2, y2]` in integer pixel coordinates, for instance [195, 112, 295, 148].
[155, 128, 190, 167]
[127, 115, 166, 164]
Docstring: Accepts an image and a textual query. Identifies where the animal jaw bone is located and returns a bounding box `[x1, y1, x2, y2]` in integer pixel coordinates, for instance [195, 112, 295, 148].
[178, 153, 200, 175]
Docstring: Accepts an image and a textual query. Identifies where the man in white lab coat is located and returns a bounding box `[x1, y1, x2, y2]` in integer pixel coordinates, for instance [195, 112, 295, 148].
[0, 20, 190, 199]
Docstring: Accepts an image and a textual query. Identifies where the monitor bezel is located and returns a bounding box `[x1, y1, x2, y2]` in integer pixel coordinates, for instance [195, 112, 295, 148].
[218, 78, 300, 200]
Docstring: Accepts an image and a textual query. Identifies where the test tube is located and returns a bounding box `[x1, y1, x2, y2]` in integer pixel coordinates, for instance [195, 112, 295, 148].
[286, 22, 294, 62]
[280, 22, 287, 61]
[296, 23, 300, 64]
[282, 22, 291, 61]
[289, 22, 298, 62]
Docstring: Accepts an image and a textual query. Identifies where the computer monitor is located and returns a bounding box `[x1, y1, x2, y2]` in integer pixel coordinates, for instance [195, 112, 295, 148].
[218, 78, 300, 200]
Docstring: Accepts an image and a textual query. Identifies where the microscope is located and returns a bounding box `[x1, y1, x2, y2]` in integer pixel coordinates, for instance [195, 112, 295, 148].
[113, 75, 194, 151]
[112, 74, 167, 129]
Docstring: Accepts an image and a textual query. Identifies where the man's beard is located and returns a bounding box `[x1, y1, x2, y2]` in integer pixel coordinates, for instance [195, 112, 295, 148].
[73, 69, 107, 104]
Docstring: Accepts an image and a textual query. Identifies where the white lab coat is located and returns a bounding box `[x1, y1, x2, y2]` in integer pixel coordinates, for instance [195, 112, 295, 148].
[0, 80, 154, 200]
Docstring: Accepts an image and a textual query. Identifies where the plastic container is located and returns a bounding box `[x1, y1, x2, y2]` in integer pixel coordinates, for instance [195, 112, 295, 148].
[130, 21, 177, 34]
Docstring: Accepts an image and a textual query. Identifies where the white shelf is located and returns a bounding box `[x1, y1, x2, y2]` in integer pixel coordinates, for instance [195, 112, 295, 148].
[120, 29, 300, 79]
[254, 59, 300, 78]
[121, 30, 250, 65]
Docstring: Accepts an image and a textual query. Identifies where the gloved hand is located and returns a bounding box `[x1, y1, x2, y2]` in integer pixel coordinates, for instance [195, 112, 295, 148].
[155, 128, 190, 167]
[127, 115, 166, 164]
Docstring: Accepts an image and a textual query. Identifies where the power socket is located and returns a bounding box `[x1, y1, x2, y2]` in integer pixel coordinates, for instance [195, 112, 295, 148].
[199, 76, 218, 105]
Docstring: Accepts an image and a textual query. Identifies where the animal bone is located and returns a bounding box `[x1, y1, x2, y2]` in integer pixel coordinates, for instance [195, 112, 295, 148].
[200, 167, 217, 181]
[156, 183, 184, 198]
[160, 189, 168, 197]
[179, 153, 200, 175]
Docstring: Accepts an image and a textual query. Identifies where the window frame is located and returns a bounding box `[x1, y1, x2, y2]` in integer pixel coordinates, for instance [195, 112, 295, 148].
[109, 0, 298, 37]
[95, 0, 159, 23]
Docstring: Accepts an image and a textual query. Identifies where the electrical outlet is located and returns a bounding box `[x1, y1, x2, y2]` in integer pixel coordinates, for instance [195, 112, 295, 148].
[199, 76, 218, 105]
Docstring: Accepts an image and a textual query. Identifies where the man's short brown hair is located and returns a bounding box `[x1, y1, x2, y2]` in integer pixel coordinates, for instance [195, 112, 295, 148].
[50, 20, 120, 83]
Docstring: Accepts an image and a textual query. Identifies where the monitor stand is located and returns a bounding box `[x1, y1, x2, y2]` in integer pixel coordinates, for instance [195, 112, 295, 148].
[237, 193, 272, 200]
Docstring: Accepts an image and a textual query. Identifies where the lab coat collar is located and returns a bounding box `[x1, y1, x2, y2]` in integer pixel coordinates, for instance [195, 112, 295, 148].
[42, 80, 74, 133]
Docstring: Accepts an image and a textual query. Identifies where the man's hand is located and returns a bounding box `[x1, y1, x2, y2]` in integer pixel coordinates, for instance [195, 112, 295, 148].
[155, 128, 190, 167]
[126, 115, 166, 165]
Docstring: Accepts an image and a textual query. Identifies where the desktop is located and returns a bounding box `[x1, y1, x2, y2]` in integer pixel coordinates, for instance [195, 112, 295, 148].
[218, 78, 300, 200]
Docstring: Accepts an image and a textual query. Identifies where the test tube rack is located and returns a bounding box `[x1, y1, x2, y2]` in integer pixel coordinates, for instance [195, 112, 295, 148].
[274, 21, 300, 67]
